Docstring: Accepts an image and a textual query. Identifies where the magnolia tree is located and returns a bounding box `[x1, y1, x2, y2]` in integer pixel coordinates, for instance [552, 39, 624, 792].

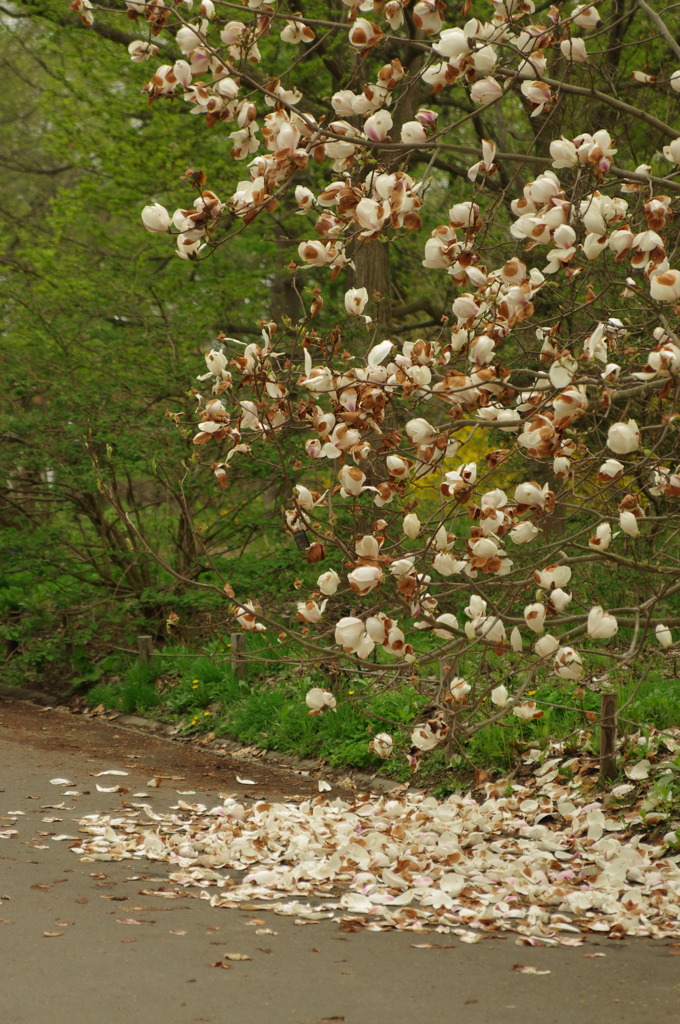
[78, 0, 680, 768]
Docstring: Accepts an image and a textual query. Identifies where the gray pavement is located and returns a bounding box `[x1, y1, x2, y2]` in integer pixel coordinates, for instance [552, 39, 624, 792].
[1, 711, 679, 1024]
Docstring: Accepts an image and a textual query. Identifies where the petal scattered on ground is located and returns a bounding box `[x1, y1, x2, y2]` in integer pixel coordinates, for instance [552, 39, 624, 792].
[70, 739, 680, 943]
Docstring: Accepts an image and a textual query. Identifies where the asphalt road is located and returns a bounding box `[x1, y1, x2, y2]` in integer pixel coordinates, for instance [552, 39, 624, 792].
[1, 697, 679, 1024]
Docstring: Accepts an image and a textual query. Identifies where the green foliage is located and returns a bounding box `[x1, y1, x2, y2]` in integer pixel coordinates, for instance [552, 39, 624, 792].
[0, 9, 303, 673]
[80, 642, 678, 786]
[89, 659, 161, 714]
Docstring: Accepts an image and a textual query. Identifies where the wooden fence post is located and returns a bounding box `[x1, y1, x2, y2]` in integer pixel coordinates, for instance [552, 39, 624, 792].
[439, 659, 459, 759]
[137, 635, 153, 666]
[599, 692, 618, 783]
[231, 632, 247, 681]
[438, 658, 450, 697]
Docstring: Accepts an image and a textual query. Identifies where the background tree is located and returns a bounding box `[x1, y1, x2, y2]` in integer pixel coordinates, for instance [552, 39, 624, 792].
[0, 1, 325, 677]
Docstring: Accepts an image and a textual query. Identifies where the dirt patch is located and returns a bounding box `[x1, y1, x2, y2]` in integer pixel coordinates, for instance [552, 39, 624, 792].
[0, 695, 354, 801]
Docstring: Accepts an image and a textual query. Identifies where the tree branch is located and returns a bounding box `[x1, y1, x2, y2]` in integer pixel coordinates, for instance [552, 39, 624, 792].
[9, 1, 150, 49]
[634, 0, 680, 62]
[540, 74, 678, 140]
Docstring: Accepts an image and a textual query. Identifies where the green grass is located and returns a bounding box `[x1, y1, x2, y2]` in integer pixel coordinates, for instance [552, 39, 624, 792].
[82, 641, 680, 783]
[88, 659, 161, 715]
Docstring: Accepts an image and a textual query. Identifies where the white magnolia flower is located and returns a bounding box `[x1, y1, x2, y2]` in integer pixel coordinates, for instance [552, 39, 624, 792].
[367, 339, 394, 366]
[298, 239, 330, 266]
[344, 287, 369, 317]
[413, 0, 444, 33]
[587, 606, 618, 639]
[549, 588, 572, 613]
[607, 420, 640, 455]
[509, 521, 540, 545]
[177, 22, 207, 54]
[294, 185, 315, 210]
[384, 0, 404, 29]
[234, 601, 266, 632]
[405, 418, 436, 445]
[598, 459, 625, 483]
[348, 18, 383, 49]
[560, 37, 588, 62]
[347, 565, 383, 595]
[534, 565, 572, 590]
[433, 525, 453, 551]
[357, 631, 377, 659]
[520, 80, 552, 117]
[510, 627, 523, 652]
[535, 634, 560, 658]
[432, 613, 459, 638]
[601, 362, 621, 382]
[550, 137, 578, 168]
[619, 510, 640, 537]
[142, 203, 172, 233]
[296, 598, 327, 623]
[434, 27, 471, 58]
[305, 687, 336, 713]
[650, 270, 680, 303]
[338, 465, 366, 496]
[622, 507, 643, 540]
[481, 487, 507, 509]
[355, 197, 388, 232]
[433, 552, 465, 577]
[204, 348, 228, 377]
[317, 569, 340, 595]
[355, 535, 381, 559]
[663, 138, 680, 164]
[400, 120, 428, 144]
[514, 481, 546, 507]
[364, 110, 393, 143]
[524, 603, 546, 634]
[385, 623, 412, 660]
[411, 719, 447, 751]
[513, 701, 542, 721]
[465, 595, 487, 620]
[470, 77, 504, 104]
[294, 484, 318, 510]
[369, 733, 394, 759]
[335, 617, 365, 651]
[330, 90, 356, 117]
[470, 537, 500, 561]
[280, 18, 314, 44]
[656, 624, 674, 649]
[450, 677, 471, 700]
[554, 646, 584, 680]
[481, 618, 506, 645]
[491, 684, 509, 707]
[583, 233, 609, 260]
[571, 5, 601, 29]
[128, 39, 160, 62]
[389, 557, 416, 578]
[386, 455, 412, 480]
[403, 513, 421, 539]
[366, 615, 389, 645]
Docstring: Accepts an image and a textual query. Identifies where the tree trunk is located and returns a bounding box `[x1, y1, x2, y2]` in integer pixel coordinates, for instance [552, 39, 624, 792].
[350, 45, 424, 328]
[269, 266, 300, 324]
[352, 240, 392, 325]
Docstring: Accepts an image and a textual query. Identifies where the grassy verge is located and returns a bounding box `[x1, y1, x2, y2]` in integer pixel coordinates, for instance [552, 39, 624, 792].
[84, 643, 680, 789]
